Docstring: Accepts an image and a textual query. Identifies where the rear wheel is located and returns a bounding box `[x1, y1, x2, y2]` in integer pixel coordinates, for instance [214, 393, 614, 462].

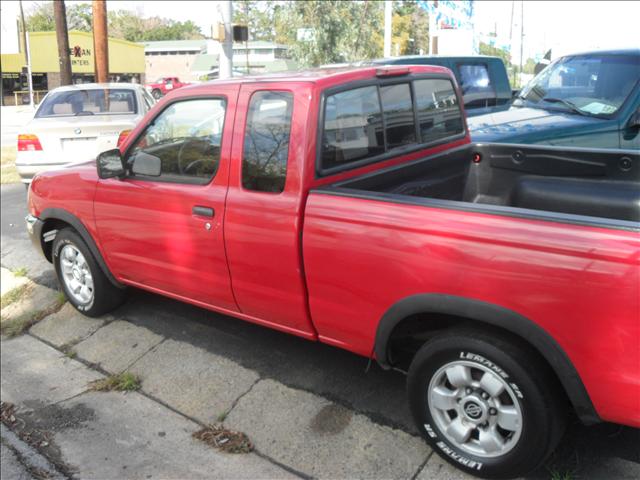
[407, 329, 567, 479]
[53, 228, 126, 317]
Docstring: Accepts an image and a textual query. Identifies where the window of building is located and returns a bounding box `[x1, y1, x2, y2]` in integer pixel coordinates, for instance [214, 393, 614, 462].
[242, 91, 294, 193]
[126, 98, 226, 184]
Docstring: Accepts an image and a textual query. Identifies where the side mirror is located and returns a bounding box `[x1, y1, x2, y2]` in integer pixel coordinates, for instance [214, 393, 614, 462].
[628, 109, 640, 129]
[97, 149, 125, 179]
[131, 151, 161, 177]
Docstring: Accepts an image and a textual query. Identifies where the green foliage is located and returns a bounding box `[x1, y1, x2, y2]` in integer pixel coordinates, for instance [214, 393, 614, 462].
[479, 41, 511, 65]
[392, 0, 429, 56]
[89, 372, 141, 392]
[283, 0, 384, 67]
[24, 2, 203, 41]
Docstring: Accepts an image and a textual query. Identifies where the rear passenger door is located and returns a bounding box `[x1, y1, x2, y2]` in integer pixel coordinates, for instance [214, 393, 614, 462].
[224, 84, 317, 336]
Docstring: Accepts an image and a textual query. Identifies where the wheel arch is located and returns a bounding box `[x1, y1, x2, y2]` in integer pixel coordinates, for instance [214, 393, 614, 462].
[374, 293, 600, 425]
[40, 208, 123, 289]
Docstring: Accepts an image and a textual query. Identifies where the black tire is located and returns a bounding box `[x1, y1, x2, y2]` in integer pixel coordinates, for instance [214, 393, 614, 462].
[151, 89, 162, 100]
[407, 328, 567, 479]
[53, 228, 126, 317]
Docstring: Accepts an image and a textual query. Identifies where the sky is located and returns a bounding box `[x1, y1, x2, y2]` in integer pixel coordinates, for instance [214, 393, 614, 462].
[3, 0, 640, 61]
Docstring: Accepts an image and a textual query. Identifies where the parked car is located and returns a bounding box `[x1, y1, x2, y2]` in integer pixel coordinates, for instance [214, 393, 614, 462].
[145, 76, 191, 99]
[370, 55, 512, 116]
[26, 66, 639, 479]
[16, 83, 155, 184]
[469, 49, 640, 148]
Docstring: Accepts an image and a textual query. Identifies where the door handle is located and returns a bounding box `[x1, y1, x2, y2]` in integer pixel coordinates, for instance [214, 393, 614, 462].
[192, 206, 215, 217]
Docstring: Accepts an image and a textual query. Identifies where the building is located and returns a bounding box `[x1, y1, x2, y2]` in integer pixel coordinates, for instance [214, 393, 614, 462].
[142, 39, 208, 83]
[141, 39, 298, 81]
[1, 31, 145, 106]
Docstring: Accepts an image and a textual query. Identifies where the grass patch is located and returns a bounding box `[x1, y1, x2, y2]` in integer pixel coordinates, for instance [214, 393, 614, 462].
[12, 267, 28, 277]
[193, 425, 253, 454]
[549, 470, 575, 480]
[1, 307, 54, 338]
[1, 146, 20, 184]
[56, 291, 67, 307]
[60, 343, 77, 359]
[89, 372, 141, 392]
[1, 283, 31, 309]
[217, 410, 229, 422]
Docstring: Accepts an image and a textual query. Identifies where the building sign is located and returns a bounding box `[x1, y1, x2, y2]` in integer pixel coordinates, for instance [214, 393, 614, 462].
[68, 45, 92, 67]
[418, 0, 474, 30]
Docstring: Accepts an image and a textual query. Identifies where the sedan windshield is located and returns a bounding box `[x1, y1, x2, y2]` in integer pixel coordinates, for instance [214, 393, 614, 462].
[515, 54, 640, 117]
[36, 88, 138, 118]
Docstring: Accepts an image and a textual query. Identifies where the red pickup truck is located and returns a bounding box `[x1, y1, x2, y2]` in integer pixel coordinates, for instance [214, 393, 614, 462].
[26, 65, 639, 479]
[145, 76, 191, 99]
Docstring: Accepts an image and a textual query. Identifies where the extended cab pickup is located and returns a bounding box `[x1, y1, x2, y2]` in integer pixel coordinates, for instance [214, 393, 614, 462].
[145, 76, 191, 99]
[26, 66, 639, 479]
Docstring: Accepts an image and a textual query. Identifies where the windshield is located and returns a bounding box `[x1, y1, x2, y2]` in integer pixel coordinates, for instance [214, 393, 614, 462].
[36, 88, 138, 118]
[516, 54, 640, 116]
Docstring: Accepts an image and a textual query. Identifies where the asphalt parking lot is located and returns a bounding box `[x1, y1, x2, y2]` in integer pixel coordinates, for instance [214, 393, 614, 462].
[1, 182, 639, 479]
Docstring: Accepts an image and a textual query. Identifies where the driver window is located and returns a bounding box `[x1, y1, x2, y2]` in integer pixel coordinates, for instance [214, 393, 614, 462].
[127, 98, 226, 184]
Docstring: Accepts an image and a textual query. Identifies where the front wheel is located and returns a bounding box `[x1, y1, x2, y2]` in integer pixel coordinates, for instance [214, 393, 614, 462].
[407, 329, 567, 479]
[53, 228, 126, 317]
[151, 89, 162, 100]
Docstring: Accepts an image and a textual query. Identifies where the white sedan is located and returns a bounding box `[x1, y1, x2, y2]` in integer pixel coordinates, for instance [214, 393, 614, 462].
[16, 83, 155, 183]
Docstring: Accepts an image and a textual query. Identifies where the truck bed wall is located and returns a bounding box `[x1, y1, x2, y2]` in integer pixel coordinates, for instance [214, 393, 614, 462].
[333, 143, 640, 224]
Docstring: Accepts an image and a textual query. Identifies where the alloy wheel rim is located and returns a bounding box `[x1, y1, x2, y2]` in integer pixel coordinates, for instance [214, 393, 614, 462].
[427, 360, 523, 458]
[60, 244, 94, 305]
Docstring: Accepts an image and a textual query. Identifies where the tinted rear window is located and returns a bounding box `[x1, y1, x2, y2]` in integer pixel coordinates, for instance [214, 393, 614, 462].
[36, 89, 137, 118]
[320, 77, 463, 173]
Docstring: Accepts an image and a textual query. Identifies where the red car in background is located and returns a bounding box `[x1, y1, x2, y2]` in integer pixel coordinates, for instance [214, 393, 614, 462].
[144, 76, 191, 99]
[26, 66, 639, 478]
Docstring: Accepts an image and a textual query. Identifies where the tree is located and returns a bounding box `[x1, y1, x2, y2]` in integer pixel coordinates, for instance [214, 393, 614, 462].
[25, 2, 203, 41]
[391, 1, 429, 56]
[25, 2, 92, 32]
[479, 42, 510, 65]
[279, 0, 383, 67]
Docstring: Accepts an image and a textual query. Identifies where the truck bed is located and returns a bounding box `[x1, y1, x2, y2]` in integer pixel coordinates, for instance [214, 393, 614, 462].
[321, 143, 640, 228]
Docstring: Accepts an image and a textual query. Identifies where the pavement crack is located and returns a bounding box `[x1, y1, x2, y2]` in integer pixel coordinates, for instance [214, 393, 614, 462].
[121, 336, 166, 373]
[223, 376, 262, 420]
[252, 449, 312, 479]
[409, 449, 435, 480]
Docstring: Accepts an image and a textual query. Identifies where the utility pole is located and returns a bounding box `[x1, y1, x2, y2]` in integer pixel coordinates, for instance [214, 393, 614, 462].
[18, 0, 34, 107]
[219, 1, 233, 79]
[92, 0, 109, 83]
[519, 0, 524, 88]
[509, 0, 515, 86]
[54, 0, 72, 86]
[384, 1, 392, 58]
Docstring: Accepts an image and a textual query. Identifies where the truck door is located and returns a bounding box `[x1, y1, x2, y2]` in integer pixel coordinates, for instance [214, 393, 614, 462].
[94, 86, 239, 311]
[224, 83, 317, 338]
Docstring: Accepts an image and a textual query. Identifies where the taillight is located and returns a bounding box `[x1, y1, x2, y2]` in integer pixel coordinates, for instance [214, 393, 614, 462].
[117, 129, 132, 148]
[17, 134, 43, 151]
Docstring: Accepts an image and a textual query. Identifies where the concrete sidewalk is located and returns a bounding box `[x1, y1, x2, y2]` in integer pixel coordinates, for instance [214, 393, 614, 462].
[2, 268, 460, 479]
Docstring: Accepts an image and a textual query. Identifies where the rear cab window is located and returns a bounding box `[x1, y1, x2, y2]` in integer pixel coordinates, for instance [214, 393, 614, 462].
[319, 75, 464, 175]
[36, 88, 138, 117]
[456, 63, 497, 108]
